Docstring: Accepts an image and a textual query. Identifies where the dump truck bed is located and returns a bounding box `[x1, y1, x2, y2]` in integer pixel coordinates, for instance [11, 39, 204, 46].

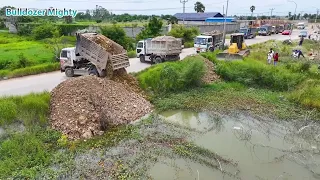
[75, 33, 130, 75]
[148, 36, 182, 55]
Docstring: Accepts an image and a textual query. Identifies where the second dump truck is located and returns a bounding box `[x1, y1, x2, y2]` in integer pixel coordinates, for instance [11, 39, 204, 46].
[194, 31, 223, 53]
[59, 33, 130, 77]
[136, 36, 182, 64]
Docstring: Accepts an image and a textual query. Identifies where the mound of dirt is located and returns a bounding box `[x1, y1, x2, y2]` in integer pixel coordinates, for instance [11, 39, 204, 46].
[50, 75, 152, 140]
[201, 58, 220, 84]
[82, 33, 124, 55]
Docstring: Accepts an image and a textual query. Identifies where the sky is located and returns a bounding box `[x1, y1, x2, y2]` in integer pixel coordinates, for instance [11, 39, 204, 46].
[1, 0, 319, 16]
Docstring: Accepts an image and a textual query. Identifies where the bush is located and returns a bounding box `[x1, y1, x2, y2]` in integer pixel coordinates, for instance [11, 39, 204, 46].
[137, 56, 205, 95]
[17, 25, 33, 36]
[184, 41, 194, 48]
[0, 63, 60, 79]
[214, 58, 306, 91]
[127, 50, 136, 58]
[100, 25, 134, 50]
[32, 23, 57, 40]
[290, 79, 320, 109]
[168, 24, 199, 42]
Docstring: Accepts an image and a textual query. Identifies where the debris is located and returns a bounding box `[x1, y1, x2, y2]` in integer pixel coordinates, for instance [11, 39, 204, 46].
[82, 33, 124, 55]
[50, 75, 153, 140]
[200, 58, 220, 84]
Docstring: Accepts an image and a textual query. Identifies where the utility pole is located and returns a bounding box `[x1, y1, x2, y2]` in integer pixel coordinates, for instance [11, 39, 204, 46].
[270, 8, 275, 18]
[223, 5, 224, 16]
[222, 0, 229, 50]
[300, 11, 304, 20]
[180, 0, 188, 25]
[315, 9, 319, 23]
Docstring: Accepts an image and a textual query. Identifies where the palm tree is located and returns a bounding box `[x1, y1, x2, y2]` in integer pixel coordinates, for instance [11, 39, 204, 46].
[250, 5, 255, 18]
[194, 1, 205, 13]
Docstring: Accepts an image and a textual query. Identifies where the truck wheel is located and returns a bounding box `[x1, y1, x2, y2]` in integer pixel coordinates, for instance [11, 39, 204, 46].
[154, 57, 162, 64]
[139, 55, 145, 63]
[65, 68, 74, 77]
[89, 67, 98, 76]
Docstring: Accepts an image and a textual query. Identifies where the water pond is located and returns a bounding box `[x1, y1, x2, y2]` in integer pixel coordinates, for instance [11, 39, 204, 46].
[149, 110, 320, 180]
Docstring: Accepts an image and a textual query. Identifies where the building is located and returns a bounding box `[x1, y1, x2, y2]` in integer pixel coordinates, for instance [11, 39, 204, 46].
[173, 12, 224, 22]
[205, 17, 235, 23]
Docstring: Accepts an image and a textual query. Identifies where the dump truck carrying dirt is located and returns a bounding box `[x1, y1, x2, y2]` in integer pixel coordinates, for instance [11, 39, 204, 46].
[50, 75, 153, 140]
[59, 33, 130, 78]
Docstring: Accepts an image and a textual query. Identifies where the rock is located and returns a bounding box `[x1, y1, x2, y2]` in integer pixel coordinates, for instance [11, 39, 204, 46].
[82, 130, 93, 139]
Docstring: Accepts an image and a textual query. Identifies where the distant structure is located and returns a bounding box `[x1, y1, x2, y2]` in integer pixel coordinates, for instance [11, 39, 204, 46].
[173, 12, 224, 23]
[205, 17, 235, 23]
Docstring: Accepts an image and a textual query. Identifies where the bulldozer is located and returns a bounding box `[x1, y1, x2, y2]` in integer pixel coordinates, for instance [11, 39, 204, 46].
[217, 33, 250, 60]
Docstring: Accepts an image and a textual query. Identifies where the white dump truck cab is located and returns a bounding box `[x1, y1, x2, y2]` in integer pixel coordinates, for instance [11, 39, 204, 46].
[136, 38, 152, 58]
[194, 35, 212, 53]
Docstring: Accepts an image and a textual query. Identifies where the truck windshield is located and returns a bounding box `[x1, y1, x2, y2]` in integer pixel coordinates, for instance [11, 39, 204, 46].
[239, 29, 247, 33]
[195, 38, 207, 45]
[259, 28, 267, 31]
[137, 42, 143, 48]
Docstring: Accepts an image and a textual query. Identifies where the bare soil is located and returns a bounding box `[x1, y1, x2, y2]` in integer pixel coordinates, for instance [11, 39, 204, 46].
[50, 75, 153, 140]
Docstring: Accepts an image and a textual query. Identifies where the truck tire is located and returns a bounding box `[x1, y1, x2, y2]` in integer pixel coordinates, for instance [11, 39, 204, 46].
[154, 57, 162, 64]
[89, 66, 98, 76]
[65, 68, 74, 77]
[139, 55, 145, 63]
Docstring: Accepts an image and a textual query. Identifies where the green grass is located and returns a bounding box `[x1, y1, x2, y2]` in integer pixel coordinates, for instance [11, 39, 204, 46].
[137, 55, 205, 95]
[0, 92, 50, 126]
[0, 63, 60, 79]
[153, 82, 316, 120]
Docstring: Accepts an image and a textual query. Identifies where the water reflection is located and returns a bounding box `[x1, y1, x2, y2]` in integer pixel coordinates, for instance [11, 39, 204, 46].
[153, 110, 320, 180]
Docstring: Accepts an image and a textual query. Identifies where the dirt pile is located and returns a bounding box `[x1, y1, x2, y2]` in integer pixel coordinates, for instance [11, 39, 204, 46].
[201, 57, 220, 84]
[82, 33, 124, 55]
[50, 75, 152, 140]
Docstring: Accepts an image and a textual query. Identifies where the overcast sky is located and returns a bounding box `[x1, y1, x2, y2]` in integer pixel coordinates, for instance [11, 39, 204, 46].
[1, 0, 319, 16]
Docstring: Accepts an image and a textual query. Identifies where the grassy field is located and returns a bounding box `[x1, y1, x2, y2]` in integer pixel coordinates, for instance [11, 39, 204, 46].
[0, 32, 74, 78]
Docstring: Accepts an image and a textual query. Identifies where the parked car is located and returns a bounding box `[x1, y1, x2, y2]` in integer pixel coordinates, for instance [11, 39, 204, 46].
[282, 30, 291, 35]
[299, 31, 308, 37]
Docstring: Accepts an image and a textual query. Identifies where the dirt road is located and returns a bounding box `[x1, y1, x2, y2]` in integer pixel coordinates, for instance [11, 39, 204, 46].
[0, 30, 301, 97]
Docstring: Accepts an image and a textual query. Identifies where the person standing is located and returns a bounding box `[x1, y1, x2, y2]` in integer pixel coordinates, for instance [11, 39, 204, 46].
[273, 52, 279, 66]
[267, 50, 273, 64]
[299, 36, 304, 46]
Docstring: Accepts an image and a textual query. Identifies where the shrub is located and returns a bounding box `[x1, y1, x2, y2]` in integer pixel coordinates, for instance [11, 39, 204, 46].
[214, 58, 306, 91]
[17, 25, 33, 36]
[100, 25, 134, 50]
[127, 50, 136, 58]
[184, 41, 194, 48]
[168, 24, 199, 42]
[0, 100, 18, 125]
[137, 56, 205, 94]
[32, 23, 57, 40]
[290, 79, 320, 109]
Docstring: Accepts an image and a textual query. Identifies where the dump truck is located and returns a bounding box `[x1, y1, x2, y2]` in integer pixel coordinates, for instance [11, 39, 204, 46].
[136, 36, 182, 64]
[239, 27, 257, 39]
[59, 33, 130, 77]
[194, 31, 223, 53]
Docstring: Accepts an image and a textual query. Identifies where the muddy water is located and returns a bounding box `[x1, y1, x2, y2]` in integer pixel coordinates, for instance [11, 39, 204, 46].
[150, 110, 320, 180]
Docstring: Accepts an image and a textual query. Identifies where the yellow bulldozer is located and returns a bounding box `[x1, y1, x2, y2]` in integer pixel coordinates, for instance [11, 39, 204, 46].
[217, 33, 250, 60]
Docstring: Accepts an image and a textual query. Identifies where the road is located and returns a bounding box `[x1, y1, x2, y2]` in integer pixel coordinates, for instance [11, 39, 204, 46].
[0, 30, 301, 97]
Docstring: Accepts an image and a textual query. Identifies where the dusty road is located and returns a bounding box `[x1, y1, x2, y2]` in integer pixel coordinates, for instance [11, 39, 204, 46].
[0, 30, 301, 96]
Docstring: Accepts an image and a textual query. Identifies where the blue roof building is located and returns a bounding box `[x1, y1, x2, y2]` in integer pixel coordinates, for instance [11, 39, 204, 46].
[205, 17, 236, 23]
[173, 12, 224, 21]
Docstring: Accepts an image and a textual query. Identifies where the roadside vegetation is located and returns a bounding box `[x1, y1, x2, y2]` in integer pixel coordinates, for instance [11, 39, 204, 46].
[2, 39, 320, 178]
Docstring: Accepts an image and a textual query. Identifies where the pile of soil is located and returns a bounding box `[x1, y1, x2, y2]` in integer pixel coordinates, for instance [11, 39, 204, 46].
[50, 75, 152, 140]
[82, 33, 124, 55]
[201, 57, 220, 84]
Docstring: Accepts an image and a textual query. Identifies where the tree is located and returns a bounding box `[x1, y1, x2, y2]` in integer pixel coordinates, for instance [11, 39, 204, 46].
[168, 25, 199, 42]
[64, 16, 72, 24]
[250, 5, 255, 17]
[136, 16, 163, 40]
[303, 13, 309, 20]
[100, 25, 134, 50]
[194, 1, 205, 13]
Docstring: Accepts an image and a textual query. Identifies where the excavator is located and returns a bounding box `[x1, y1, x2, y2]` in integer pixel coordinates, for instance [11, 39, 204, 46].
[216, 33, 250, 60]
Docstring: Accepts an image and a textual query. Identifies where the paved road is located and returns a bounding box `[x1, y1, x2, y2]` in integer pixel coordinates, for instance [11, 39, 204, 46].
[0, 30, 301, 97]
